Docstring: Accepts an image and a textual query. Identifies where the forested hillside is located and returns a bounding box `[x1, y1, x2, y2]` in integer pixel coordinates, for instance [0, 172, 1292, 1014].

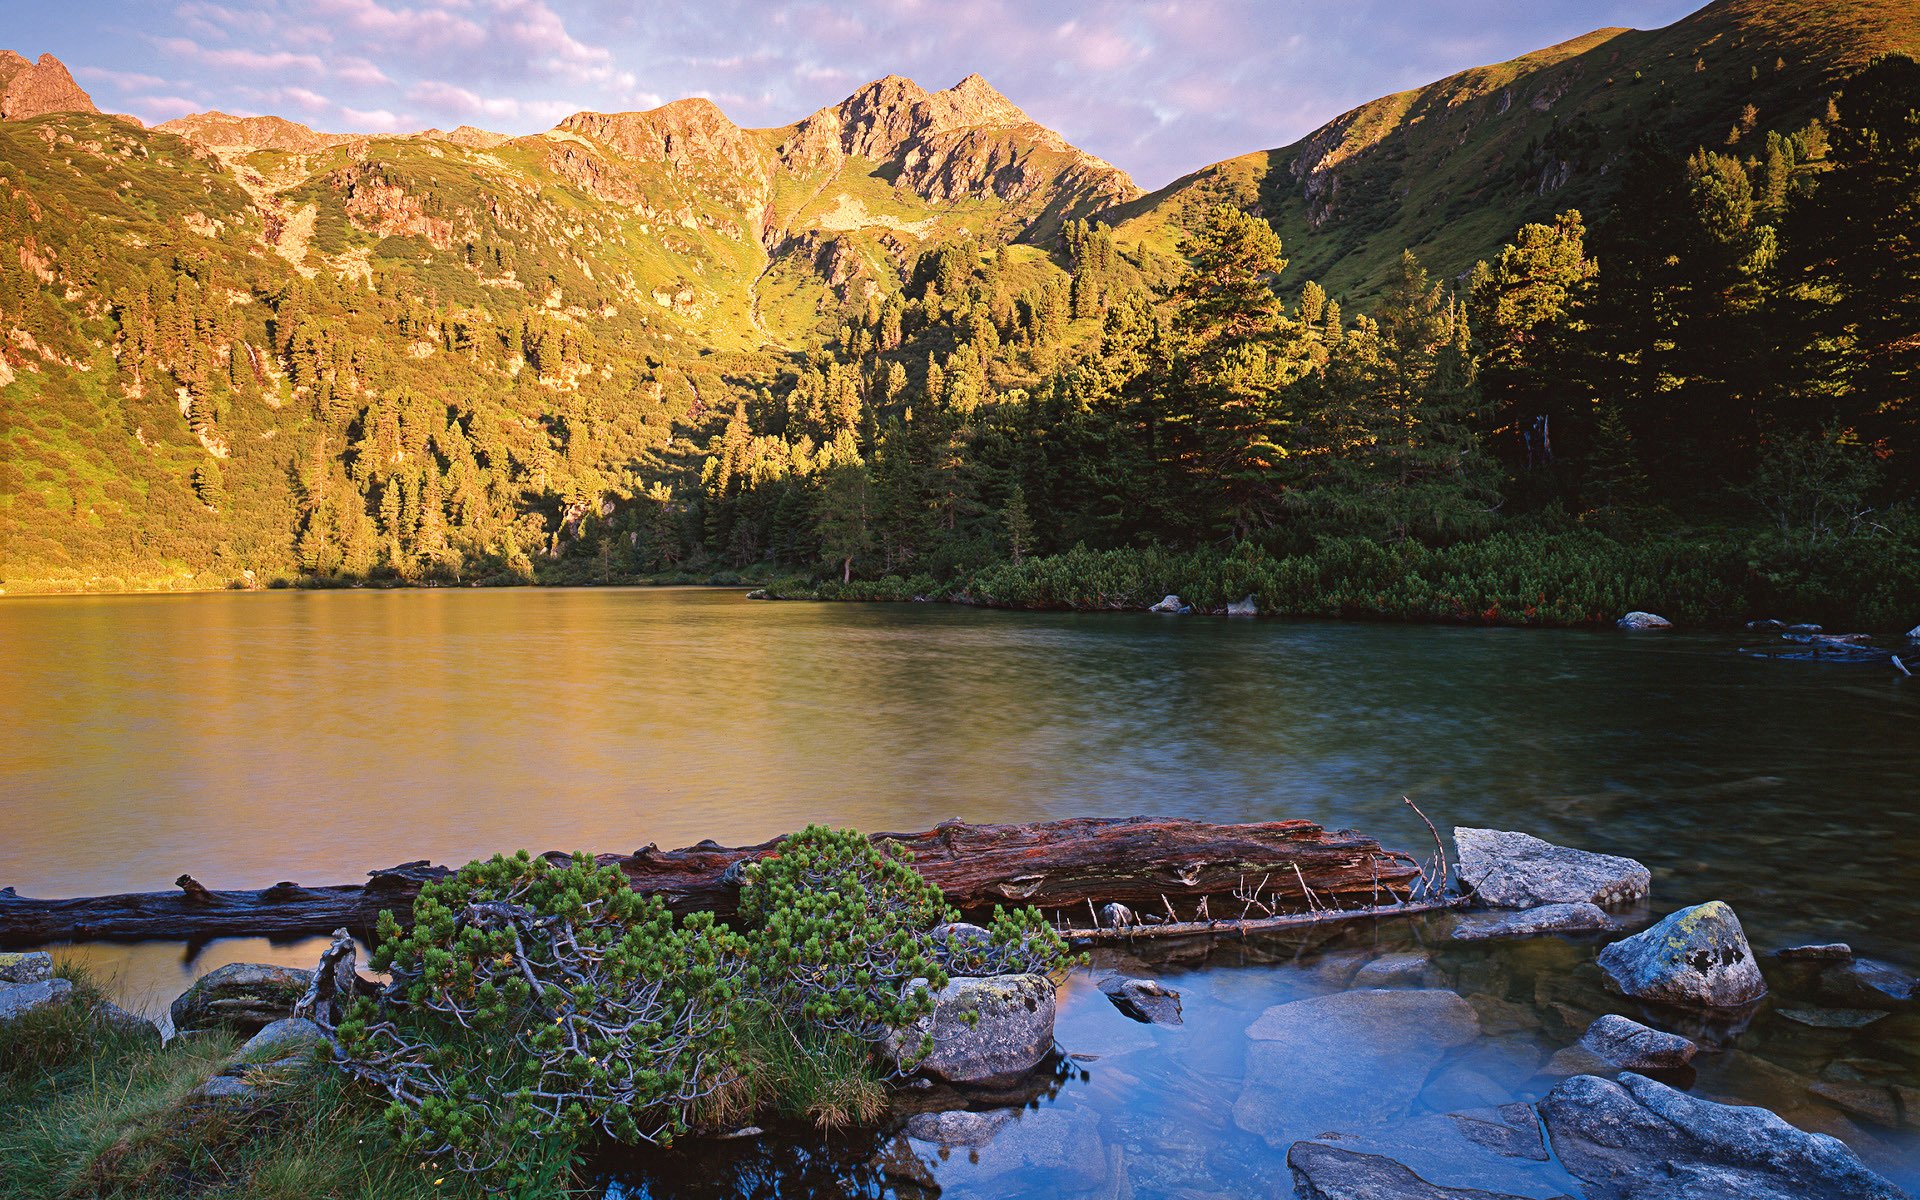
[2, 0, 1917, 627]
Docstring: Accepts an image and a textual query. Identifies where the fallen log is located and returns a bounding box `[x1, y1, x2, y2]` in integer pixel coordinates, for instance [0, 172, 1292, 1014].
[0, 816, 1422, 947]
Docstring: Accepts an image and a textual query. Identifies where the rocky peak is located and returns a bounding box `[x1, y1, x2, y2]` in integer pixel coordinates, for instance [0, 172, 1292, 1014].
[0, 51, 98, 121]
[929, 73, 1029, 131]
[157, 111, 351, 153]
[784, 72, 1040, 170]
[557, 98, 765, 175]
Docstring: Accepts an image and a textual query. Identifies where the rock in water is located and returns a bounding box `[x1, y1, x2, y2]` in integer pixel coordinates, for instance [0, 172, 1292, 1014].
[1288, 1141, 1538, 1200]
[0, 977, 72, 1022]
[886, 974, 1055, 1083]
[1776, 943, 1853, 962]
[1617, 611, 1673, 629]
[1539, 1072, 1908, 1200]
[1235, 989, 1480, 1145]
[1096, 973, 1182, 1025]
[1576, 1014, 1696, 1070]
[1227, 594, 1257, 617]
[170, 963, 314, 1035]
[1452, 902, 1621, 941]
[1596, 901, 1766, 1008]
[1907, 625, 1920, 641]
[1817, 958, 1920, 1010]
[1453, 828, 1651, 909]
[1148, 594, 1188, 614]
[0, 951, 52, 985]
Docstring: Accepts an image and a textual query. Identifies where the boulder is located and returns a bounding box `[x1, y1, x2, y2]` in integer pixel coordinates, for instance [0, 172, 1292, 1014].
[1539, 1072, 1908, 1200]
[904, 1107, 1016, 1148]
[95, 1001, 161, 1042]
[1227, 594, 1257, 617]
[1818, 958, 1919, 1010]
[1452, 902, 1621, 941]
[1289, 1105, 1582, 1199]
[1576, 1014, 1696, 1070]
[886, 974, 1055, 1084]
[1288, 1141, 1539, 1200]
[1235, 989, 1480, 1145]
[1453, 828, 1651, 909]
[238, 1017, 326, 1063]
[0, 950, 52, 985]
[1353, 951, 1435, 987]
[170, 963, 313, 1035]
[1777, 943, 1853, 962]
[1096, 973, 1181, 1026]
[0, 977, 73, 1022]
[1617, 612, 1672, 629]
[1596, 901, 1766, 1009]
[1148, 594, 1189, 614]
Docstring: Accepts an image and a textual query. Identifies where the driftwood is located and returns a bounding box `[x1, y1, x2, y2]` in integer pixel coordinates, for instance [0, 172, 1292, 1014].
[0, 816, 1422, 947]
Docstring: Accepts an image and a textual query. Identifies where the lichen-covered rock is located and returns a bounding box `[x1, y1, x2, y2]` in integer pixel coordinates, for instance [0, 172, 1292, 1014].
[0, 951, 52, 985]
[1596, 901, 1766, 1009]
[1540, 1072, 1907, 1200]
[1096, 973, 1181, 1025]
[170, 963, 313, 1035]
[886, 974, 1055, 1083]
[1452, 902, 1621, 941]
[0, 977, 72, 1022]
[1617, 611, 1672, 629]
[1576, 1014, 1696, 1070]
[1454, 828, 1651, 909]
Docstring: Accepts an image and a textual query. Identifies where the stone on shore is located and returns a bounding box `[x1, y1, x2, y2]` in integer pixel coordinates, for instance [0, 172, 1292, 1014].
[170, 963, 313, 1035]
[1235, 989, 1480, 1145]
[885, 974, 1055, 1084]
[1454, 828, 1651, 909]
[96, 1001, 161, 1041]
[1596, 901, 1767, 1009]
[0, 977, 73, 1022]
[1227, 594, 1257, 617]
[1452, 902, 1621, 941]
[1617, 611, 1672, 629]
[1575, 1014, 1696, 1070]
[1539, 1072, 1908, 1200]
[0, 950, 52, 985]
[1148, 594, 1189, 614]
[238, 1017, 326, 1062]
[1096, 973, 1182, 1026]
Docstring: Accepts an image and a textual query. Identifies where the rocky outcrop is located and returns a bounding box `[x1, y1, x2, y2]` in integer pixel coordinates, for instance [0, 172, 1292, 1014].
[0, 52, 98, 121]
[1539, 1072, 1908, 1200]
[1596, 901, 1766, 1008]
[560, 99, 768, 177]
[157, 111, 352, 153]
[1452, 901, 1620, 941]
[170, 962, 313, 1034]
[1454, 828, 1650, 909]
[886, 973, 1056, 1083]
[1096, 973, 1181, 1025]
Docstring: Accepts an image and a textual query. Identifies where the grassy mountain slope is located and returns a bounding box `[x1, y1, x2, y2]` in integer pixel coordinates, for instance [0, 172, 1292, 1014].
[1109, 0, 1920, 298]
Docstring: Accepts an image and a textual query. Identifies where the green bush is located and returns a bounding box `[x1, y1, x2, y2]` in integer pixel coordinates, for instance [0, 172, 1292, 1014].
[339, 852, 745, 1188]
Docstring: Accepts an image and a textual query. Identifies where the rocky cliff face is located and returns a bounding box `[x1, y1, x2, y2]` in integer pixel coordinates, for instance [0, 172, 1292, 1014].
[0, 52, 98, 121]
[558, 99, 768, 177]
[156, 111, 353, 153]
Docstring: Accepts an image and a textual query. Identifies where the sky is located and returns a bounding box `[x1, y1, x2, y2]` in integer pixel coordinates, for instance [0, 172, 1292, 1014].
[12, 1, 1707, 189]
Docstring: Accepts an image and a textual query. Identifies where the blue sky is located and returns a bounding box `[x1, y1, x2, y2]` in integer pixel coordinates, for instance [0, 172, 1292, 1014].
[13, 1, 1704, 188]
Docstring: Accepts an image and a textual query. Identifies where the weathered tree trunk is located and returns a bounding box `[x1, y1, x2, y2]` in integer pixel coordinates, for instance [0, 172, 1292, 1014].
[0, 817, 1421, 947]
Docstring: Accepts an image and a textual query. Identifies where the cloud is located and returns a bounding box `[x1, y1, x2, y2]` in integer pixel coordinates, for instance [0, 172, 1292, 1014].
[154, 36, 327, 74]
[76, 66, 173, 90]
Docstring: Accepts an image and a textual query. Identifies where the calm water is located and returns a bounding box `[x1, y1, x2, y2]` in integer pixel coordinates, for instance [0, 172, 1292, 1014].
[3, 587, 1919, 1195]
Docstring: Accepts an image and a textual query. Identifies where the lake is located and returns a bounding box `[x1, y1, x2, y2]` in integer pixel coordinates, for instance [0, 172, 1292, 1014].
[3, 586, 1918, 1195]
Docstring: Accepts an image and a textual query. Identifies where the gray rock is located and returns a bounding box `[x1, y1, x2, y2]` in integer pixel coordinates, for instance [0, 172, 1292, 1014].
[0, 950, 52, 985]
[1746, 619, 1787, 631]
[1778, 1007, 1888, 1030]
[1777, 942, 1853, 961]
[238, 1017, 325, 1061]
[95, 1001, 161, 1041]
[191, 1073, 258, 1102]
[1577, 1014, 1696, 1070]
[1596, 901, 1767, 1008]
[886, 974, 1055, 1084]
[1786, 623, 1824, 634]
[1288, 1141, 1541, 1200]
[0, 977, 73, 1022]
[1818, 958, 1919, 1010]
[1292, 1105, 1582, 1199]
[1907, 625, 1920, 640]
[1096, 973, 1182, 1025]
[1227, 594, 1258, 617]
[1148, 594, 1188, 614]
[1354, 951, 1435, 987]
[1539, 1072, 1908, 1200]
[1454, 828, 1651, 909]
[170, 962, 313, 1035]
[904, 1107, 1016, 1147]
[1616, 611, 1672, 630]
[1453, 903, 1621, 941]
[1235, 989, 1480, 1145]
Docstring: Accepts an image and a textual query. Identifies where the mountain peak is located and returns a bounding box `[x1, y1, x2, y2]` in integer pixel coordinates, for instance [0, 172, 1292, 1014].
[937, 73, 1027, 127]
[158, 110, 349, 153]
[0, 50, 98, 121]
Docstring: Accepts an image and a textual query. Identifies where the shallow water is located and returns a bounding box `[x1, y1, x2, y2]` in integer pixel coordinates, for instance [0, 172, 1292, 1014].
[3, 587, 1918, 1194]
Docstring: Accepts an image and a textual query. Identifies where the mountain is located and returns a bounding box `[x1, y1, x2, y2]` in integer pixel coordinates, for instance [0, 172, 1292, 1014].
[1111, 0, 1920, 296]
[0, 50, 97, 121]
[155, 111, 358, 153]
